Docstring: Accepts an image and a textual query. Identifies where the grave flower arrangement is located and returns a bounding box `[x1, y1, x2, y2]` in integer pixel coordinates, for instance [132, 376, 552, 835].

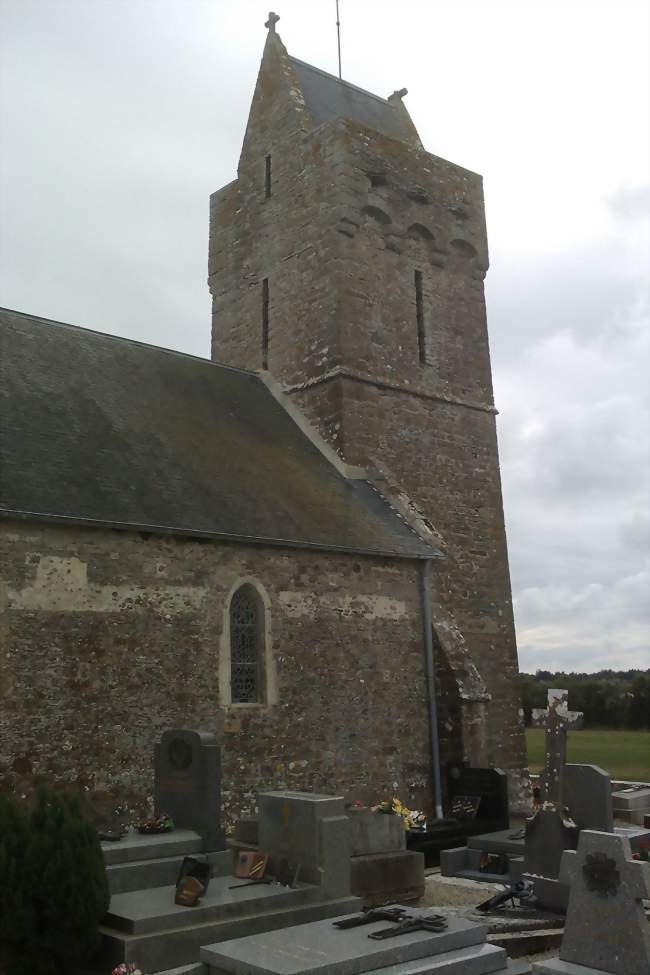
[112, 964, 144, 975]
[632, 839, 649, 862]
[373, 797, 426, 830]
[136, 811, 174, 834]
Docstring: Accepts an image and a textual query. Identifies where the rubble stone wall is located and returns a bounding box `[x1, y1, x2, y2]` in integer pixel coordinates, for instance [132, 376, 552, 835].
[0, 520, 438, 826]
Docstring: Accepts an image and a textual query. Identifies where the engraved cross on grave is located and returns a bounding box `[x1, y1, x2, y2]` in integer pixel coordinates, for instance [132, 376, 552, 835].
[533, 688, 583, 807]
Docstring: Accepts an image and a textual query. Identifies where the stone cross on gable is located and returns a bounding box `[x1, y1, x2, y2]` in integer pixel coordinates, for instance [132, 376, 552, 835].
[536, 689, 583, 807]
[265, 11, 280, 32]
[556, 830, 650, 974]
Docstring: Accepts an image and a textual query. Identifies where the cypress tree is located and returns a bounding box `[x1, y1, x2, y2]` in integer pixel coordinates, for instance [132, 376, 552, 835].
[0, 788, 110, 975]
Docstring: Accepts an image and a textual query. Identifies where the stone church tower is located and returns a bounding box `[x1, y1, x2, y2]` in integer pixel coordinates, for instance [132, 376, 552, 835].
[209, 17, 527, 802]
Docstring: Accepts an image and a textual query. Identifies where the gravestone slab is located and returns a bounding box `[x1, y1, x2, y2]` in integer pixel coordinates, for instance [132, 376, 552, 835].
[258, 791, 350, 894]
[201, 908, 491, 975]
[154, 729, 225, 851]
[556, 830, 650, 974]
[563, 765, 613, 833]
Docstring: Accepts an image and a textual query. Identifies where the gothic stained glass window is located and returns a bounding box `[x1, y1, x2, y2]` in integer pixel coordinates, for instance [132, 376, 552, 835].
[230, 587, 262, 703]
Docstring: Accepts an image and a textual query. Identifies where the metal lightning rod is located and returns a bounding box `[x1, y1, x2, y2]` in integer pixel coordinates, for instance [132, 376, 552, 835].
[336, 0, 342, 79]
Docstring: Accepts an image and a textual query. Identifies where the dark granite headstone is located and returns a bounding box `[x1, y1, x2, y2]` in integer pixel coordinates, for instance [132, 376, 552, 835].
[564, 763, 613, 833]
[154, 728, 225, 851]
[524, 807, 579, 881]
[406, 766, 509, 867]
[448, 766, 509, 829]
[533, 830, 650, 974]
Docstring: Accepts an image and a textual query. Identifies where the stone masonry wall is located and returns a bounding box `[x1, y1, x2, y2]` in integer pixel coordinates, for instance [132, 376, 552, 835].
[293, 378, 526, 794]
[0, 520, 437, 826]
[209, 118, 527, 806]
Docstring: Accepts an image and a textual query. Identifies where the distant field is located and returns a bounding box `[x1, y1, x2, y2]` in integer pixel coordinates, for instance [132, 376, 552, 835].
[526, 728, 650, 782]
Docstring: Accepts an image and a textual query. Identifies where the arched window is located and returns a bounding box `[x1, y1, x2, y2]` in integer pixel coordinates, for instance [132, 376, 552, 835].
[230, 586, 263, 703]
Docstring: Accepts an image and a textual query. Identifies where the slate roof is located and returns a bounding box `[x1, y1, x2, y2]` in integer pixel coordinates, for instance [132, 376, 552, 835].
[0, 308, 436, 559]
[290, 57, 414, 143]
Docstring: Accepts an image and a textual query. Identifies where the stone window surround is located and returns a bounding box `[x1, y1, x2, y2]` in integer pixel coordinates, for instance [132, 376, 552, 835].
[218, 576, 278, 709]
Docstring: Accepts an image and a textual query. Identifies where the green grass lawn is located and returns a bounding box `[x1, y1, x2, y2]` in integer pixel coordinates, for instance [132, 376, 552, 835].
[525, 728, 650, 782]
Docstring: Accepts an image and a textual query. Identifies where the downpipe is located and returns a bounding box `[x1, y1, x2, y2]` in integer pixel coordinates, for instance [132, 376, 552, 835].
[419, 559, 444, 820]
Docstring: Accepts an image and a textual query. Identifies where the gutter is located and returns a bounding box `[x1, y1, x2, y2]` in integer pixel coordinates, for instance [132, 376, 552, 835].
[419, 559, 444, 819]
[0, 508, 434, 562]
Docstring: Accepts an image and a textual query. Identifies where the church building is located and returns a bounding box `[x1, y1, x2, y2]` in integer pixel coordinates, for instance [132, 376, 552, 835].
[0, 16, 528, 823]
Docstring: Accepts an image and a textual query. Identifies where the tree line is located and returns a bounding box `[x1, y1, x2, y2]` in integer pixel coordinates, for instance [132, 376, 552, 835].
[519, 669, 650, 729]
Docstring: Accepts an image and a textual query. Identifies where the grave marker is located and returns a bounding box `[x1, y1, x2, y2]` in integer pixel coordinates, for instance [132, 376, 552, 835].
[533, 830, 650, 974]
[535, 689, 583, 806]
[524, 691, 582, 910]
[154, 728, 225, 851]
[564, 764, 613, 833]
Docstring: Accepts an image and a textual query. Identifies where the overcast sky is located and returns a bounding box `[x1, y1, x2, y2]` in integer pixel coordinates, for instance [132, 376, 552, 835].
[1, 0, 648, 674]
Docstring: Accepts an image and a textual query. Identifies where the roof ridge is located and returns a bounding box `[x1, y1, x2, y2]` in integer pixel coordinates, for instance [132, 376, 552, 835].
[288, 56, 394, 108]
[0, 306, 258, 380]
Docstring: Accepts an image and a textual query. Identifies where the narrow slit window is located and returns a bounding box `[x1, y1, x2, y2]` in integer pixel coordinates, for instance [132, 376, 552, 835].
[262, 278, 269, 369]
[265, 155, 272, 198]
[415, 269, 425, 365]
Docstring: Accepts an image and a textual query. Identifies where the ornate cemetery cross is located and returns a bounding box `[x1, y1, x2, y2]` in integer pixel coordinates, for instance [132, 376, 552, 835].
[535, 689, 583, 808]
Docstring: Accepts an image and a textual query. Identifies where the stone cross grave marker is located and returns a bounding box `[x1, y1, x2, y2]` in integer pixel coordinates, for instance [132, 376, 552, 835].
[154, 728, 225, 851]
[533, 689, 583, 806]
[524, 691, 583, 904]
[533, 830, 650, 974]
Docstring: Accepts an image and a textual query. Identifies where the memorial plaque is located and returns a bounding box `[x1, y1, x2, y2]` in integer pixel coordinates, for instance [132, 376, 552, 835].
[450, 795, 481, 820]
[154, 728, 225, 851]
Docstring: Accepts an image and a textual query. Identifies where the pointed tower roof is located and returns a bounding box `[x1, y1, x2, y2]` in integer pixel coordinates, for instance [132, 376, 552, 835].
[288, 57, 422, 146]
[241, 12, 422, 158]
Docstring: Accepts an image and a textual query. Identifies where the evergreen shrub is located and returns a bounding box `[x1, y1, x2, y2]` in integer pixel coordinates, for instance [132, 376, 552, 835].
[0, 787, 110, 975]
